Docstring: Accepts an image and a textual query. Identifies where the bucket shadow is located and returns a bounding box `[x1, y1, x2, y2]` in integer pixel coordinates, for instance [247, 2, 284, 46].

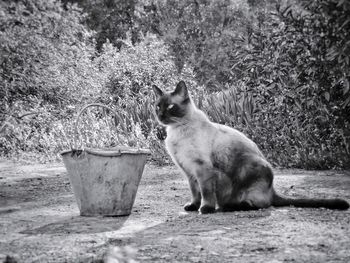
[20, 215, 129, 235]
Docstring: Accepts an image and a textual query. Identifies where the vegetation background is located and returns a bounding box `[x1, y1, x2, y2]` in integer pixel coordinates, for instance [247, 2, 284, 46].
[1, 0, 349, 169]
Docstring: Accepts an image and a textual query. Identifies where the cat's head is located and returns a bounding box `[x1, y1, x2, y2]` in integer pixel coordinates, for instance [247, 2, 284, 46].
[152, 81, 192, 125]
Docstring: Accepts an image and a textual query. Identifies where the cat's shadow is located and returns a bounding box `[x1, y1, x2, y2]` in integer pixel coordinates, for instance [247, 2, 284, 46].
[20, 215, 129, 235]
[133, 209, 272, 242]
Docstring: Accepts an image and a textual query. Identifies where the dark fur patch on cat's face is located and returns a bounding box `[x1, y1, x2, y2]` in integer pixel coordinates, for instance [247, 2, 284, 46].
[155, 95, 189, 124]
[153, 81, 190, 125]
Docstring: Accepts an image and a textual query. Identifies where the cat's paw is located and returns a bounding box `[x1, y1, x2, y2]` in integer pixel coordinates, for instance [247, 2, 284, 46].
[199, 205, 216, 214]
[184, 202, 200, 212]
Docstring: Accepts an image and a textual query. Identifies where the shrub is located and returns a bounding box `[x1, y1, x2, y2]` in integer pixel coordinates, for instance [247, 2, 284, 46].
[0, 0, 107, 160]
[0, 15, 197, 164]
[202, 82, 349, 169]
[0, 0, 102, 110]
[1, 0, 349, 169]
[225, 0, 350, 168]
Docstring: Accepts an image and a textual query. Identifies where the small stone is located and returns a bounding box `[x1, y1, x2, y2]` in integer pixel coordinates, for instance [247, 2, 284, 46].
[178, 211, 188, 216]
[0, 206, 21, 214]
[195, 245, 204, 251]
[160, 254, 171, 260]
[189, 256, 201, 262]
[0, 254, 17, 263]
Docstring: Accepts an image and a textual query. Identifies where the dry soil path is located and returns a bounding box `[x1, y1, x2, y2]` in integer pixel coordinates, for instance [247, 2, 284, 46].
[0, 161, 349, 262]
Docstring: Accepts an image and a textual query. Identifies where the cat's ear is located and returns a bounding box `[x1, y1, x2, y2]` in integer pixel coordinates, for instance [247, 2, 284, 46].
[173, 81, 189, 99]
[152, 85, 164, 97]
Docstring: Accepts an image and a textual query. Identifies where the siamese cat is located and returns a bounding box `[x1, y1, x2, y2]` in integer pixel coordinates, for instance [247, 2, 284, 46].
[152, 81, 349, 214]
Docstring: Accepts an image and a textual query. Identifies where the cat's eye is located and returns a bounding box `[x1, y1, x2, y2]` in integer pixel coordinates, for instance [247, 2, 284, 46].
[167, 104, 174, 110]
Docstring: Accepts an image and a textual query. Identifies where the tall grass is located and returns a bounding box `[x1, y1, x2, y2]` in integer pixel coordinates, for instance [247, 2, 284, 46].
[2, 83, 349, 169]
[200, 85, 350, 169]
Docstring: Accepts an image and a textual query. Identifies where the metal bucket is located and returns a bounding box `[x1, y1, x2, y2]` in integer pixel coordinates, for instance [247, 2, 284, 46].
[61, 104, 151, 216]
[61, 147, 150, 216]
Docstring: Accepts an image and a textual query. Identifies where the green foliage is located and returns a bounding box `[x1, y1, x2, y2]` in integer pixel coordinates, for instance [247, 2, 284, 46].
[0, 0, 101, 110]
[92, 35, 198, 164]
[145, 0, 250, 90]
[1, 0, 349, 169]
[143, 0, 350, 169]
[229, 0, 350, 168]
[0, 0, 98, 160]
[202, 83, 349, 169]
[61, 0, 139, 50]
[0, 2, 193, 165]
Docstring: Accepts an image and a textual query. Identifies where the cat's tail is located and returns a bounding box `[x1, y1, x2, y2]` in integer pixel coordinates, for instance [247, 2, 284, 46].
[272, 191, 349, 210]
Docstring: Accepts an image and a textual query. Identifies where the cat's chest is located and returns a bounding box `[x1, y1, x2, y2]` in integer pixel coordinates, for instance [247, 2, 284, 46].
[166, 131, 195, 155]
[165, 125, 211, 166]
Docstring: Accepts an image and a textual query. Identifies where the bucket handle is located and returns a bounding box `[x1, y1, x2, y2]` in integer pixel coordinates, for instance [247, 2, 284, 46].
[73, 103, 119, 150]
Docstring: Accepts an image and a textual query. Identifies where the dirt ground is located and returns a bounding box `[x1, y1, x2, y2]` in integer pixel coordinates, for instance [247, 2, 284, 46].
[0, 160, 349, 263]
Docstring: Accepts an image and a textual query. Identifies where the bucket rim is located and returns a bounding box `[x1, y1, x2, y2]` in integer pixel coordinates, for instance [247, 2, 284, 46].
[60, 147, 151, 157]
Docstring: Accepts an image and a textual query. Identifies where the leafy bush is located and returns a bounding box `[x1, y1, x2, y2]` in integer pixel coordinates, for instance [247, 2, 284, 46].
[1, 0, 349, 169]
[145, 0, 350, 169]
[93, 35, 198, 164]
[0, 6, 195, 164]
[224, 0, 350, 169]
[0, 0, 102, 110]
[202, 83, 349, 169]
[144, 0, 249, 90]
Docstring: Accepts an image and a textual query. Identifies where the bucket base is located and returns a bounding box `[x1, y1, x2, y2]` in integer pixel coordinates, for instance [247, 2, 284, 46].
[79, 207, 132, 217]
[80, 212, 131, 217]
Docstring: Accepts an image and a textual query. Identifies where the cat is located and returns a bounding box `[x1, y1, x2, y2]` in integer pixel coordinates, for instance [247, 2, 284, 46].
[152, 81, 349, 214]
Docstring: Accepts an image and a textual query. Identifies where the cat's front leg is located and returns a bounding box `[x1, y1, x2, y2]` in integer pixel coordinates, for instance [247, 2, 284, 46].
[196, 167, 217, 214]
[184, 176, 201, 211]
